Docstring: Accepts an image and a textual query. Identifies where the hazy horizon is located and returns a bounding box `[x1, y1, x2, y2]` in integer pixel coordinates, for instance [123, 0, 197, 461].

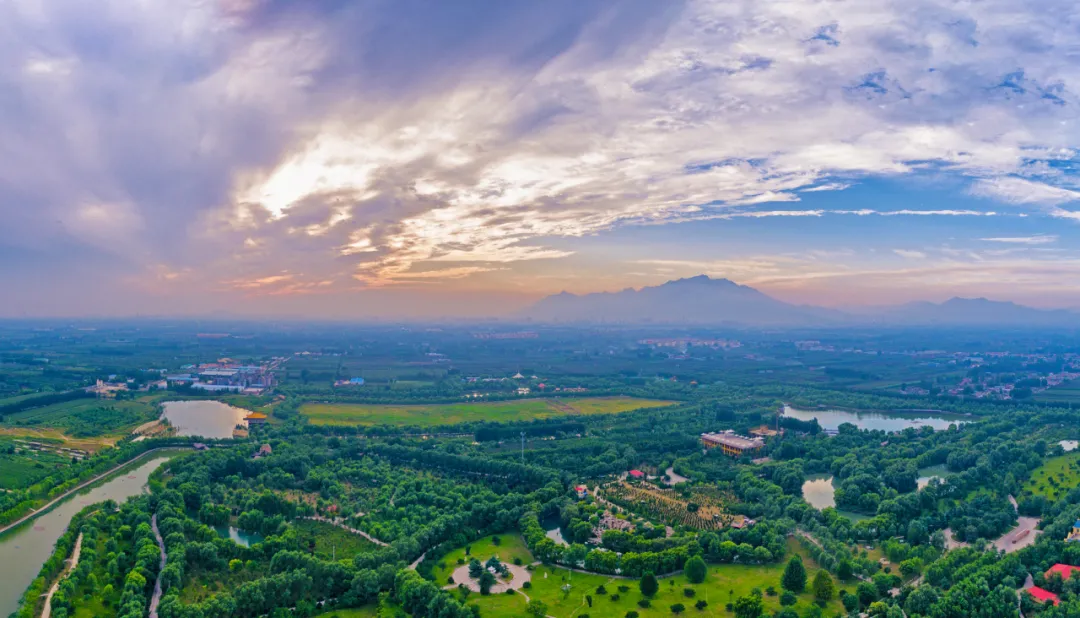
[3, 1, 1080, 318]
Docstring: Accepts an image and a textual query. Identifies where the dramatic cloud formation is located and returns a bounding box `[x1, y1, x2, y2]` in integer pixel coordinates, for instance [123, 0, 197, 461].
[2, 0, 1080, 316]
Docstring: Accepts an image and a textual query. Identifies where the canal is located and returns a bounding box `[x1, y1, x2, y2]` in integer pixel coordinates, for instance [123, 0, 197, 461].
[0, 452, 181, 616]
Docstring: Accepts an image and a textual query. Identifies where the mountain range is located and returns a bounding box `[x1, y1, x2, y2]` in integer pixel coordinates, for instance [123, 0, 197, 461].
[523, 275, 1078, 326]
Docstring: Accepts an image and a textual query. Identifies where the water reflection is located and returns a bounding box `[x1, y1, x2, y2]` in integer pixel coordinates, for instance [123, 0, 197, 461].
[783, 405, 965, 433]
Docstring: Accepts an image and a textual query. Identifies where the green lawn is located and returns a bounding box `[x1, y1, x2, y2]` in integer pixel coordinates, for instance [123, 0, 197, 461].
[1024, 452, 1080, 499]
[431, 535, 844, 618]
[431, 533, 534, 584]
[300, 397, 674, 427]
[294, 518, 379, 561]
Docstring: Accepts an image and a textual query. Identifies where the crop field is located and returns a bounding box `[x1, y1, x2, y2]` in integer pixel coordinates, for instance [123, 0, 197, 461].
[1035, 383, 1080, 403]
[1024, 452, 1080, 500]
[450, 539, 844, 618]
[603, 483, 735, 530]
[300, 397, 674, 427]
[1, 397, 157, 437]
[0, 439, 71, 489]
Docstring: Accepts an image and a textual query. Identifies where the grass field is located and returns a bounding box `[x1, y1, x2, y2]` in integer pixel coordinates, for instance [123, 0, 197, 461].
[431, 533, 534, 585]
[447, 538, 844, 618]
[1024, 452, 1080, 499]
[300, 397, 675, 427]
[429, 535, 843, 618]
[294, 518, 379, 561]
[313, 607, 379, 618]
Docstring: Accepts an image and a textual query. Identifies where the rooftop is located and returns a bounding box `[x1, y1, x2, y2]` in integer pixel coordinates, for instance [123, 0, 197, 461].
[701, 431, 765, 450]
[245, 412, 268, 420]
[1047, 564, 1080, 581]
[1025, 586, 1060, 605]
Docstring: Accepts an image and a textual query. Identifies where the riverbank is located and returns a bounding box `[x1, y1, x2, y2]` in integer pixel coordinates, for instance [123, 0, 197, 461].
[0, 446, 188, 538]
[40, 533, 82, 618]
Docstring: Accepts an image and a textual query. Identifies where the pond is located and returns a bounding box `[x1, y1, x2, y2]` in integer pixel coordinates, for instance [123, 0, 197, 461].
[800, 474, 871, 522]
[1061, 440, 1079, 453]
[161, 400, 250, 439]
[0, 453, 181, 617]
[917, 464, 950, 490]
[214, 525, 264, 548]
[541, 515, 568, 546]
[783, 405, 966, 433]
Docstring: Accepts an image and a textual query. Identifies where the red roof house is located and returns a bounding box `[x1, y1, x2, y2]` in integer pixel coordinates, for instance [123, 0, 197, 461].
[1046, 564, 1080, 581]
[628, 469, 645, 479]
[1025, 586, 1061, 606]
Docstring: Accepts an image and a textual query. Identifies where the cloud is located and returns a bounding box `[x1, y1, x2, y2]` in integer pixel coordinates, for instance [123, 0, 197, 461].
[970, 178, 1080, 206]
[3, 0, 1080, 315]
[980, 234, 1058, 244]
[893, 249, 927, 259]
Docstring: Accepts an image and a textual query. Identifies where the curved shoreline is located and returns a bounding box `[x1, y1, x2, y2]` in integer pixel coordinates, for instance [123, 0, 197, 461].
[0, 447, 188, 538]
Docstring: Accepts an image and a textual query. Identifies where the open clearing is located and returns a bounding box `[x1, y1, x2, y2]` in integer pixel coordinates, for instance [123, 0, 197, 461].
[300, 397, 675, 427]
[1024, 452, 1080, 500]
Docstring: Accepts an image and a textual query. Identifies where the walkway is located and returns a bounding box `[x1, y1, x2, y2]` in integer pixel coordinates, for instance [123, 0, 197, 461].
[298, 516, 389, 547]
[0, 447, 187, 537]
[41, 533, 83, 618]
[444, 563, 532, 594]
[994, 495, 1041, 553]
[148, 514, 167, 618]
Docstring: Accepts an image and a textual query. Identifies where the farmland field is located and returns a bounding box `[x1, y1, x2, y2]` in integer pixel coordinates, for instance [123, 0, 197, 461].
[1023, 452, 1080, 500]
[1035, 383, 1080, 403]
[1, 397, 157, 437]
[299, 397, 675, 427]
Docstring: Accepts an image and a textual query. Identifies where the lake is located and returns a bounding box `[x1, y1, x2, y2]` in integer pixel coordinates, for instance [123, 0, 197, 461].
[161, 400, 249, 439]
[214, 525, 264, 548]
[783, 405, 965, 433]
[0, 453, 180, 617]
[800, 474, 871, 522]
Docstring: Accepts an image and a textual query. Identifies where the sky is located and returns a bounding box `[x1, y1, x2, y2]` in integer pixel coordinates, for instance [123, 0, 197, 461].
[2, 0, 1080, 318]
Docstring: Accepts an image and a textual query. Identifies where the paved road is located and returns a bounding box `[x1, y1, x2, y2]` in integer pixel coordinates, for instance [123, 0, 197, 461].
[149, 514, 167, 618]
[0, 447, 186, 537]
[41, 533, 82, 618]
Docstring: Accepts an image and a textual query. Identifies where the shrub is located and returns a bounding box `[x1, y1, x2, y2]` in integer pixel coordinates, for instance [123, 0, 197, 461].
[670, 603, 685, 614]
[695, 600, 708, 610]
[597, 585, 608, 595]
[523, 581, 532, 589]
[610, 594, 621, 601]
[638, 599, 651, 608]
[766, 586, 777, 596]
[619, 585, 630, 593]
[683, 588, 696, 598]
[780, 590, 796, 606]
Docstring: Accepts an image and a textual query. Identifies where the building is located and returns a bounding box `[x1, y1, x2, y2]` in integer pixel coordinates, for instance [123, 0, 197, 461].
[628, 469, 645, 479]
[700, 431, 765, 457]
[245, 412, 268, 425]
[1065, 521, 1080, 543]
[1024, 586, 1060, 606]
[253, 444, 272, 459]
[192, 443, 208, 451]
[575, 485, 588, 499]
[1046, 564, 1080, 580]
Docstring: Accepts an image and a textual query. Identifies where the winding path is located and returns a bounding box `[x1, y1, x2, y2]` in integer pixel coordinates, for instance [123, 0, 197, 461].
[40, 533, 82, 618]
[148, 514, 167, 618]
[298, 516, 389, 547]
[0, 447, 187, 537]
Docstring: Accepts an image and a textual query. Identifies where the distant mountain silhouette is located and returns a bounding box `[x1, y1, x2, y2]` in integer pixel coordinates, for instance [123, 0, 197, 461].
[525, 275, 839, 325]
[525, 276, 1078, 326]
[879, 297, 1077, 326]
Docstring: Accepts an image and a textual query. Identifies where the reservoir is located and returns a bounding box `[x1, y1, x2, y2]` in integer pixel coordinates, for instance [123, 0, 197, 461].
[0, 452, 180, 617]
[161, 400, 249, 439]
[783, 405, 965, 433]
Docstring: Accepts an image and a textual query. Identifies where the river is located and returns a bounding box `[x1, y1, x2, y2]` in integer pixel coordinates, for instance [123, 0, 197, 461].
[161, 400, 249, 439]
[0, 453, 180, 617]
[783, 405, 966, 433]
